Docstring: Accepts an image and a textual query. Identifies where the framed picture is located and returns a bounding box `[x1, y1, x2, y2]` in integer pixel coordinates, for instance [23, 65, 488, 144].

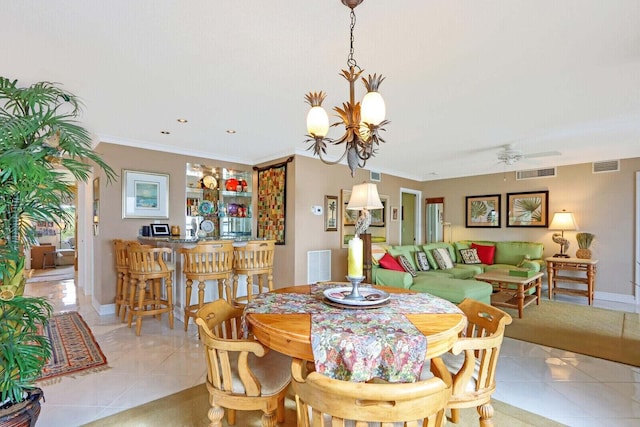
[150, 223, 171, 236]
[122, 170, 169, 219]
[370, 199, 386, 227]
[256, 158, 291, 245]
[391, 207, 399, 222]
[465, 194, 501, 228]
[507, 190, 549, 227]
[324, 195, 338, 232]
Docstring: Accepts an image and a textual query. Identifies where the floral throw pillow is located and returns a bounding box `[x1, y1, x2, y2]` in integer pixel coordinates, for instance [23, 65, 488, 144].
[397, 255, 417, 277]
[459, 248, 482, 264]
[431, 247, 454, 270]
[414, 251, 430, 271]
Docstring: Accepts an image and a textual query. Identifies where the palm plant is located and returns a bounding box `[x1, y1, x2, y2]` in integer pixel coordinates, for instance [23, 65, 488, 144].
[0, 77, 115, 416]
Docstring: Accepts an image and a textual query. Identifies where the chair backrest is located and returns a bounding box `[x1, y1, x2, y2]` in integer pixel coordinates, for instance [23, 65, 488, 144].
[180, 240, 234, 275]
[128, 246, 172, 277]
[114, 239, 142, 270]
[449, 298, 513, 406]
[291, 358, 451, 427]
[232, 239, 275, 271]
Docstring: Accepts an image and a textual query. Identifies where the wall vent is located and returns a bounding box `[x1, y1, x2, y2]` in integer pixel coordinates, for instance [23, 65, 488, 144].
[516, 167, 557, 180]
[307, 250, 331, 284]
[593, 160, 619, 173]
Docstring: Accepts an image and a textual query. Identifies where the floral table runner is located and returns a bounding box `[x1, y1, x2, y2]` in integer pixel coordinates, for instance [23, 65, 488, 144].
[245, 283, 462, 383]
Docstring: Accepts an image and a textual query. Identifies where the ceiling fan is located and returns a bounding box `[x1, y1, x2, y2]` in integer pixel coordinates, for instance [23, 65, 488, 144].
[496, 143, 561, 166]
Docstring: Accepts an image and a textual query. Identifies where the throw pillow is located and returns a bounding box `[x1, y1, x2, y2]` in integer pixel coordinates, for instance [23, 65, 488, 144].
[415, 251, 430, 271]
[397, 255, 417, 277]
[431, 247, 454, 270]
[371, 244, 389, 266]
[378, 252, 405, 272]
[471, 243, 496, 265]
[459, 248, 482, 264]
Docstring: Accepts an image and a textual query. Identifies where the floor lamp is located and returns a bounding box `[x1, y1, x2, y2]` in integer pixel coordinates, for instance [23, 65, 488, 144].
[549, 210, 579, 258]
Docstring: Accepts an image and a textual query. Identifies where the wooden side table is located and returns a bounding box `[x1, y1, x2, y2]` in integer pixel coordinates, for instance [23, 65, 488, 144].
[546, 257, 598, 305]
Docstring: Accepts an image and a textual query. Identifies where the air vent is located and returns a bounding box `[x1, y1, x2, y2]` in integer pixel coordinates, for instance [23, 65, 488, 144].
[516, 167, 557, 180]
[593, 160, 619, 173]
[307, 250, 331, 283]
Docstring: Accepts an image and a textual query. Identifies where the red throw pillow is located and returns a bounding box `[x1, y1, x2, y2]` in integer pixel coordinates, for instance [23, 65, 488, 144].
[378, 252, 405, 272]
[471, 243, 496, 265]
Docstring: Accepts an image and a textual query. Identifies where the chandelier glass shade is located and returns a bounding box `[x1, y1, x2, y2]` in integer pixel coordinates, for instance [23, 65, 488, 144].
[304, 0, 389, 177]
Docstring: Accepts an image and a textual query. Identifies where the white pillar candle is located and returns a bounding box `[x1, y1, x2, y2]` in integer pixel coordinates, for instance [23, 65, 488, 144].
[348, 236, 364, 278]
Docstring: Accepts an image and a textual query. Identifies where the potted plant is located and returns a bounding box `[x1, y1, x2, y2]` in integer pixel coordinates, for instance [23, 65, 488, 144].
[576, 232, 595, 259]
[0, 77, 115, 424]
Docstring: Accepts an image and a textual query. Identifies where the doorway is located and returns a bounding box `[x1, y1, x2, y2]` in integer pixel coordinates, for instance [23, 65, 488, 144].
[400, 188, 422, 246]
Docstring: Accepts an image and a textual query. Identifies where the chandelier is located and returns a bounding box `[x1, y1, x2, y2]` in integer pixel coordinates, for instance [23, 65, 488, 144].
[304, 0, 389, 177]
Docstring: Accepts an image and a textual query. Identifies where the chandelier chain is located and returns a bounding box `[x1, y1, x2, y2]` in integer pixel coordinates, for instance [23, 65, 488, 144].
[347, 9, 360, 70]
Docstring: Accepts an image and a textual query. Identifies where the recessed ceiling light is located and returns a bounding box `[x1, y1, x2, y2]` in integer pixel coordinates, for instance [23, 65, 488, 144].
[161, 130, 170, 135]
[226, 129, 236, 134]
[177, 118, 188, 123]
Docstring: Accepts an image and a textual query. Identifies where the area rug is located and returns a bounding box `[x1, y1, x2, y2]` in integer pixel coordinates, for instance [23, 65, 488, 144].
[504, 299, 640, 367]
[37, 311, 109, 384]
[83, 383, 563, 427]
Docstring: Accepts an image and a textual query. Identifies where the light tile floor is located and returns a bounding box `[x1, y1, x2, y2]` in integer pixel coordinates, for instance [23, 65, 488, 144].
[25, 277, 640, 427]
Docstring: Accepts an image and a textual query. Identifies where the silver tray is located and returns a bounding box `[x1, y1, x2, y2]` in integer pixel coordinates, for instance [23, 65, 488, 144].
[323, 286, 390, 307]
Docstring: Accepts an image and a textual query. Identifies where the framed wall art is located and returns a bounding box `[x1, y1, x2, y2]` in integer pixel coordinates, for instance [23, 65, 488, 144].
[507, 190, 549, 227]
[150, 223, 171, 236]
[465, 194, 501, 228]
[324, 195, 338, 231]
[255, 157, 292, 245]
[122, 170, 169, 219]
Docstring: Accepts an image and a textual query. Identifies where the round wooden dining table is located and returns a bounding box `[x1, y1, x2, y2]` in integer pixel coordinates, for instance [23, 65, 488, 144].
[244, 284, 467, 362]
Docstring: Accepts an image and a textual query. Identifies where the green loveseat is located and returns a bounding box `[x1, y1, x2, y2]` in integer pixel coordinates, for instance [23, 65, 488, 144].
[371, 241, 544, 305]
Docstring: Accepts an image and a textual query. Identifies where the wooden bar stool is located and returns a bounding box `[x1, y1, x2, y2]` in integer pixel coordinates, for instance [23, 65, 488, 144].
[179, 240, 234, 331]
[113, 239, 143, 321]
[127, 246, 175, 336]
[232, 239, 275, 305]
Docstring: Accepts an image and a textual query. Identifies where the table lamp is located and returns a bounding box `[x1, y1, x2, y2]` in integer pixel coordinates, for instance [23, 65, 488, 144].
[549, 210, 579, 258]
[345, 182, 383, 298]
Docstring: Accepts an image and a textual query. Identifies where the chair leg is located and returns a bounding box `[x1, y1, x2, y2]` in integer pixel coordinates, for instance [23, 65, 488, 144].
[185, 278, 193, 331]
[260, 411, 277, 427]
[207, 402, 225, 427]
[478, 402, 495, 427]
[135, 280, 146, 336]
[166, 276, 174, 330]
[450, 408, 460, 423]
[115, 271, 123, 317]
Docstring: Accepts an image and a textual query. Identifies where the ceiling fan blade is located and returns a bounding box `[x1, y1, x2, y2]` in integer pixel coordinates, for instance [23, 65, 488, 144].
[523, 150, 562, 159]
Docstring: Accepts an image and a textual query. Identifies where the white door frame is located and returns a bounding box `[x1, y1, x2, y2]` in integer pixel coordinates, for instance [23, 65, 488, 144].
[399, 188, 423, 246]
[635, 172, 640, 305]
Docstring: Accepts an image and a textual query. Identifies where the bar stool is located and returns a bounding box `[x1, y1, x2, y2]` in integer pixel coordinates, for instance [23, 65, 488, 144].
[127, 246, 175, 336]
[232, 239, 275, 305]
[179, 240, 234, 331]
[113, 239, 142, 322]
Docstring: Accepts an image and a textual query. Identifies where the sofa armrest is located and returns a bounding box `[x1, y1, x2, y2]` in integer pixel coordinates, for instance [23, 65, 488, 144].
[372, 267, 413, 289]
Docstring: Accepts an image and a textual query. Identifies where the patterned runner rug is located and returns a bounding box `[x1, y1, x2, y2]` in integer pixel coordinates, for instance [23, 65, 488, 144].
[37, 311, 109, 384]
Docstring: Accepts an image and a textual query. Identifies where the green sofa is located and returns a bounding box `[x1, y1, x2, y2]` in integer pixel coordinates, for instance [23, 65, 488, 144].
[371, 241, 544, 305]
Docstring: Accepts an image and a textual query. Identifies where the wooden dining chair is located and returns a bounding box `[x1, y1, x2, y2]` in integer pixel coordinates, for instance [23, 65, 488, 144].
[434, 298, 512, 427]
[195, 299, 291, 427]
[232, 239, 276, 306]
[179, 240, 234, 330]
[291, 358, 452, 427]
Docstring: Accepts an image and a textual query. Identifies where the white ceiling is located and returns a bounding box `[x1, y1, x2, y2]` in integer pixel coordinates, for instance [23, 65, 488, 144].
[4, 1, 640, 181]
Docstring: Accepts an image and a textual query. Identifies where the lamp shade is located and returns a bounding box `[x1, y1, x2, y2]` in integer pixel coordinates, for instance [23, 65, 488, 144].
[549, 210, 579, 231]
[347, 183, 383, 210]
[361, 91, 385, 125]
[306, 106, 329, 137]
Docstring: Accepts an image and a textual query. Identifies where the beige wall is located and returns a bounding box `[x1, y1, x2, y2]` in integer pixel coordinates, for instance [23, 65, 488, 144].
[91, 142, 638, 311]
[421, 159, 639, 302]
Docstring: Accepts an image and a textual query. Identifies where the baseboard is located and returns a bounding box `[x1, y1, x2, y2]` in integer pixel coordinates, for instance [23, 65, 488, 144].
[595, 290, 637, 305]
[92, 298, 116, 316]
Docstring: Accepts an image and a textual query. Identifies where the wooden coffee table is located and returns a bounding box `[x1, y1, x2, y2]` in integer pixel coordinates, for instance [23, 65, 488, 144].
[475, 270, 543, 318]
